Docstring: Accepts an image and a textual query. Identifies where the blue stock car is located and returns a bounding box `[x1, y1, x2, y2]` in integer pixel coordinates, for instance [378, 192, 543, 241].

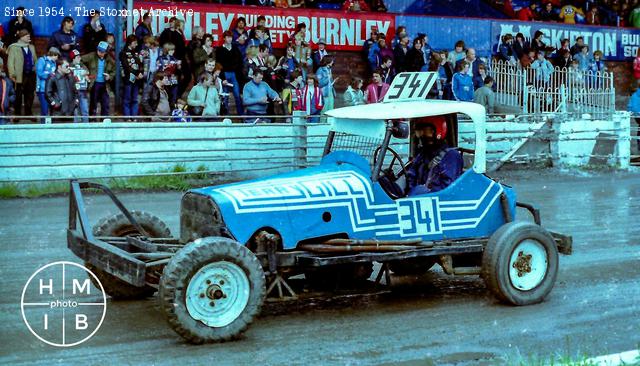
[67, 73, 572, 344]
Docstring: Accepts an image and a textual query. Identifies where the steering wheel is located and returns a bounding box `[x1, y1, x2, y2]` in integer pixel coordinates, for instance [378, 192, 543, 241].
[373, 146, 409, 196]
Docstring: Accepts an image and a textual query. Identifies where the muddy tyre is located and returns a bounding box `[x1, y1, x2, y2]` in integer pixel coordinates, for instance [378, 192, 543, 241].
[388, 258, 436, 276]
[159, 237, 266, 344]
[305, 263, 374, 289]
[88, 210, 171, 300]
[482, 221, 559, 306]
[93, 210, 171, 238]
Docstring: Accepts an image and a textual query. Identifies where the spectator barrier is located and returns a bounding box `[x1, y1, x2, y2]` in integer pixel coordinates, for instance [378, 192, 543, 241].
[492, 60, 615, 114]
[0, 111, 631, 183]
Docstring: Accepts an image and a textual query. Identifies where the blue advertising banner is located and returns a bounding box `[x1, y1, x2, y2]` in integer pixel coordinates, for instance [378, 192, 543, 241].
[2, 1, 118, 39]
[490, 20, 640, 61]
[395, 15, 494, 57]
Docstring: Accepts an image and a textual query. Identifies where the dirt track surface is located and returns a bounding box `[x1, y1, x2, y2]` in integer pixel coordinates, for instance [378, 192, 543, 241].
[1, 169, 639, 365]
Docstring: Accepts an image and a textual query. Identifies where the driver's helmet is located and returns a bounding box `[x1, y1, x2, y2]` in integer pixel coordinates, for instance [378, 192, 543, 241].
[417, 116, 447, 140]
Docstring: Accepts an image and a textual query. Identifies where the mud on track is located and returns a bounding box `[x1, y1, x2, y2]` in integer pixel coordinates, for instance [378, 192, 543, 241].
[0, 169, 638, 365]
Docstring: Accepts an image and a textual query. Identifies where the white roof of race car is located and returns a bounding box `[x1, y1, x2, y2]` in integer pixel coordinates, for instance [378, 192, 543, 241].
[325, 99, 487, 173]
[325, 99, 486, 121]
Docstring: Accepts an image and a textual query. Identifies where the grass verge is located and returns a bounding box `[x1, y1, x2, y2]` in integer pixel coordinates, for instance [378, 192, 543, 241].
[0, 164, 215, 199]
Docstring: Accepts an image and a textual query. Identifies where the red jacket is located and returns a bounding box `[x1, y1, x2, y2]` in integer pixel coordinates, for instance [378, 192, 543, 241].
[634, 57, 640, 79]
[365, 82, 390, 103]
[295, 85, 324, 112]
[517, 8, 535, 21]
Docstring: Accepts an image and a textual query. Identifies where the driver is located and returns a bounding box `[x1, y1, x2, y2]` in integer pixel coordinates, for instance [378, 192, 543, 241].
[407, 118, 463, 196]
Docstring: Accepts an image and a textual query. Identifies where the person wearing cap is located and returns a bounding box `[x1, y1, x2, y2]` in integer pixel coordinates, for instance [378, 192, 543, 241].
[81, 41, 115, 118]
[0, 58, 16, 120]
[69, 50, 90, 122]
[7, 29, 37, 117]
[312, 38, 328, 72]
[82, 10, 107, 54]
[48, 17, 79, 54]
[45, 59, 77, 121]
[35, 47, 60, 118]
[7, 7, 33, 46]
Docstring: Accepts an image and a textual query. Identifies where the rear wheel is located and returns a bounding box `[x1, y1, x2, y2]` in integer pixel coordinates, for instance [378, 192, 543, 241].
[482, 221, 559, 305]
[88, 210, 171, 300]
[159, 237, 266, 343]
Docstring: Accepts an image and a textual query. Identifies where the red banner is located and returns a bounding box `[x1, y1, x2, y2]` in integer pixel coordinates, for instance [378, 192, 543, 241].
[131, 2, 395, 51]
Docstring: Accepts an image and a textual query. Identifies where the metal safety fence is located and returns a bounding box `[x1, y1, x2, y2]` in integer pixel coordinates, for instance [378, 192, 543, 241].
[0, 111, 633, 184]
[492, 60, 615, 114]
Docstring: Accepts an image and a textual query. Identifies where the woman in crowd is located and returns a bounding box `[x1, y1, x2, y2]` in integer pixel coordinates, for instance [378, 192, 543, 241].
[343, 76, 365, 106]
[531, 30, 547, 53]
[211, 62, 230, 115]
[513, 33, 529, 60]
[157, 42, 181, 108]
[188, 72, 221, 117]
[452, 61, 474, 101]
[296, 73, 323, 123]
[141, 71, 171, 120]
[405, 38, 425, 72]
[316, 56, 338, 112]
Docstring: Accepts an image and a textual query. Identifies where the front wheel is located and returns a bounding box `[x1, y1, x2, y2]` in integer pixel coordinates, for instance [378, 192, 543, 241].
[482, 221, 559, 306]
[159, 237, 266, 343]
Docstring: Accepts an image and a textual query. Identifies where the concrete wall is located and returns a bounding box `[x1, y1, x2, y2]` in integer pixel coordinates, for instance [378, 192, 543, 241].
[0, 112, 631, 183]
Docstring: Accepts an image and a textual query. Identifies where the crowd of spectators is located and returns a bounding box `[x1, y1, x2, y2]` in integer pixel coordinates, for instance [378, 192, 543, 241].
[0, 1, 621, 123]
[502, 0, 639, 27]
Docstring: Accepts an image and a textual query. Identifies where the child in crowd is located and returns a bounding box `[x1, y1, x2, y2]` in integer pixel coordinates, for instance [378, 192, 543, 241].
[172, 98, 191, 122]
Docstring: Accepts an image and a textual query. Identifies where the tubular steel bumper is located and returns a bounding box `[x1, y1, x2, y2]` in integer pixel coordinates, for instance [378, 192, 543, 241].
[67, 180, 179, 287]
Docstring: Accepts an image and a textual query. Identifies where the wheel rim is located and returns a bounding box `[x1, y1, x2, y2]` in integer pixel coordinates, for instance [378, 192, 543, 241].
[508, 239, 548, 291]
[186, 261, 250, 328]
